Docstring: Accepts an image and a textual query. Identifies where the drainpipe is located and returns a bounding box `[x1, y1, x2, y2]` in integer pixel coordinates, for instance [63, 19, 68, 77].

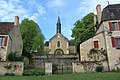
[103, 25, 110, 71]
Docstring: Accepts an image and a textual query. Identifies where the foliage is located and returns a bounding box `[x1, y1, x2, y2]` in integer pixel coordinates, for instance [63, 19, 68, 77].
[82, 62, 95, 72]
[7, 52, 22, 61]
[88, 48, 110, 71]
[22, 56, 30, 65]
[20, 19, 44, 58]
[95, 66, 103, 72]
[71, 13, 95, 46]
[88, 48, 107, 61]
[52, 64, 58, 74]
[4, 73, 15, 76]
[23, 66, 44, 76]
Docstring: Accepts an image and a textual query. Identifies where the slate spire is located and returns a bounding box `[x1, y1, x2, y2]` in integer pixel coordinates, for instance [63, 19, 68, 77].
[56, 16, 61, 34]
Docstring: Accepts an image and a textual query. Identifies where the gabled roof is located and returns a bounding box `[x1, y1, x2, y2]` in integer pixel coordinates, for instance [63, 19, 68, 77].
[102, 4, 120, 21]
[49, 33, 68, 41]
[0, 22, 14, 35]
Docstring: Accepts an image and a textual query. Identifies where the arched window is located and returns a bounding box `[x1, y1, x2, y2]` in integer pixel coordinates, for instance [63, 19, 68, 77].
[57, 41, 60, 47]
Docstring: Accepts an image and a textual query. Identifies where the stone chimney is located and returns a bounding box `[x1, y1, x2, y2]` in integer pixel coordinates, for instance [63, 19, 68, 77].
[14, 16, 19, 26]
[94, 15, 97, 31]
[94, 15, 97, 26]
[96, 4, 101, 25]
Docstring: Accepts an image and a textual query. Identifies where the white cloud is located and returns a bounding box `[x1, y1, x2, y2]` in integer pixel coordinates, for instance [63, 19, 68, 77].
[77, 0, 120, 16]
[0, 0, 46, 23]
[47, 0, 65, 8]
[38, 5, 46, 16]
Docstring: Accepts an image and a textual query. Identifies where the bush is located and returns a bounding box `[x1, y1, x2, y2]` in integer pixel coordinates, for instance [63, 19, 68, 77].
[96, 66, 103, 72]
[95, 66, 103, 72]
[52, 64, 58, 74]
[5, 73, 15, 76]
[24, 65, 34, 70]
[7, 52, 23, 61]
[23, 70, 44, 76]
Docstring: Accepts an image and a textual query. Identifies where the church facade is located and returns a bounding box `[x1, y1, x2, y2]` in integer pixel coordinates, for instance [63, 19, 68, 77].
[44, 16, 75, 54]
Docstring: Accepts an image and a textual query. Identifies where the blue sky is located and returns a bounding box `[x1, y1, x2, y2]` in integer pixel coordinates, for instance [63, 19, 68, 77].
[0, 0, 120, 41]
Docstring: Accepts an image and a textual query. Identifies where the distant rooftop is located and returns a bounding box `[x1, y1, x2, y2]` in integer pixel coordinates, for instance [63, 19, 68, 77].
[0, 22, 14, 35]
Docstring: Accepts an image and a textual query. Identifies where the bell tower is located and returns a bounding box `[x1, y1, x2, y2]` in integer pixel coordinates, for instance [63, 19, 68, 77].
[56, 16, 61, 34]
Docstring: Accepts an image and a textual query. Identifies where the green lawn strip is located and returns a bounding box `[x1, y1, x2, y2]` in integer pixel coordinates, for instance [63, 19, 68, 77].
[0, 72, 120, 80]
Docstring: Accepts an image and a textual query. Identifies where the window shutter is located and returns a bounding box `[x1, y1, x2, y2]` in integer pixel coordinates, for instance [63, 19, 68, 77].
[111, 37, 116, 47]
[94, 41, 99, 48]
[118, 22, 120, 30]
[4, 36, 8, 46]
[109, 22, 112, 31]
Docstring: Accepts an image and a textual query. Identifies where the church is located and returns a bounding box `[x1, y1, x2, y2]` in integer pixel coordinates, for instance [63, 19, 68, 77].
[44, 16, 75, 54]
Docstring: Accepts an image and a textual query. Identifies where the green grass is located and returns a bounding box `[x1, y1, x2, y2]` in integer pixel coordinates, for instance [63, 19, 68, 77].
[0, 72, 120, 80]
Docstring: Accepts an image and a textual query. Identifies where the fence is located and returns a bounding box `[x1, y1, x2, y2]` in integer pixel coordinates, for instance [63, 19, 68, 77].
[52, 64, 72, 74]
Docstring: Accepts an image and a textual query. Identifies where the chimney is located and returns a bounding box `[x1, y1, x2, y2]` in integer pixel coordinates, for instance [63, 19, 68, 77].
[94, 15, 97, 31]
[14, 16, 19, 26]
[94, 15, 96, 26]
[96, 4, 101, 25]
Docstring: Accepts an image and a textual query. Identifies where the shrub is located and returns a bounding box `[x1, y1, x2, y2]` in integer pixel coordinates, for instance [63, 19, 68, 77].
[52, 64, 58, 74]
[5, 73, 15, 76]
[96, 66, 103, 72]
[23, 69, 44, 76]
[7, 52, 23, 61]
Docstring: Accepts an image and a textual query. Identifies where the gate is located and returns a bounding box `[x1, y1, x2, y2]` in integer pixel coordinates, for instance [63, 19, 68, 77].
[52, 64, 72, 74]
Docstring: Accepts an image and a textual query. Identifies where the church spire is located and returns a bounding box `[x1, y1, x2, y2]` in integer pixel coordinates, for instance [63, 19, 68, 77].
[56, 16, 61, 34]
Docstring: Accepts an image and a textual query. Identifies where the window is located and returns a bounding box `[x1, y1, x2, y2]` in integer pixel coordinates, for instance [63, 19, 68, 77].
[57, 41, 60, 47]
[111, 37, 120, 48]
[109, 22, 120, 31]
[116, 38, 120, 47]
[0, 36, 8, 46]
[94, 41, 99, 48]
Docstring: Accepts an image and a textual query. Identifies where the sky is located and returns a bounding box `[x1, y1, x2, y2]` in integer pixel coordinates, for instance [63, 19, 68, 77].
[0, 0, 120, 41]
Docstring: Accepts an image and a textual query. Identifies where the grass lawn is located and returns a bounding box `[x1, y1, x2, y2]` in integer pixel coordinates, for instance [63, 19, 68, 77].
[0, 72, 120, 80]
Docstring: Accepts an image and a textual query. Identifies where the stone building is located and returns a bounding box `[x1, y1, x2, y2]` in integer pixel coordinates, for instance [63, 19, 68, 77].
[44, 16, 75, 54]
[80, 4, 120, 71]
[0, 16, 23, 61]
[32, 17, 77, 69]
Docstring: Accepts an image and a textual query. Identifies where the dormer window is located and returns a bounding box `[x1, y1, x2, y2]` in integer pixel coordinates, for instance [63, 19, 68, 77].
[57, 41, 60, 47]
[110, 12, 115, 18]
[109, 22, 120, 31]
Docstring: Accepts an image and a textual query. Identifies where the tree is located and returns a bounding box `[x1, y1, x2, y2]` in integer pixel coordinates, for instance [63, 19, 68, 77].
[71, 13, 95, 46]
[20, 19, 44, 58]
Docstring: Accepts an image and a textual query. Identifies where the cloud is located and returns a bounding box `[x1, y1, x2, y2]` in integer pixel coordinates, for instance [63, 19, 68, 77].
[47, 0, 66, 8]
[77, 0, 120, 16]
[38, 5, 46, 16]
[0, 0, 46, 22]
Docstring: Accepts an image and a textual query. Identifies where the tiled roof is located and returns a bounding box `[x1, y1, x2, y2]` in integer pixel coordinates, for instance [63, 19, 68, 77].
[0, 22, 14, 35]
[102, 4, 120, 21]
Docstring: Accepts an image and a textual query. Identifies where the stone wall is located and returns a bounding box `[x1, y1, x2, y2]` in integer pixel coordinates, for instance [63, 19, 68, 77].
[0, 61, 24, 75]
[31, 54, 78, 68]
[72, 61, 99, 73]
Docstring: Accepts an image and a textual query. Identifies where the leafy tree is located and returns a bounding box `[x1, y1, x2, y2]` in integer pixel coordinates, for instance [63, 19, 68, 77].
[20, 19, 44, 58]
[71, 13, 95, 46]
